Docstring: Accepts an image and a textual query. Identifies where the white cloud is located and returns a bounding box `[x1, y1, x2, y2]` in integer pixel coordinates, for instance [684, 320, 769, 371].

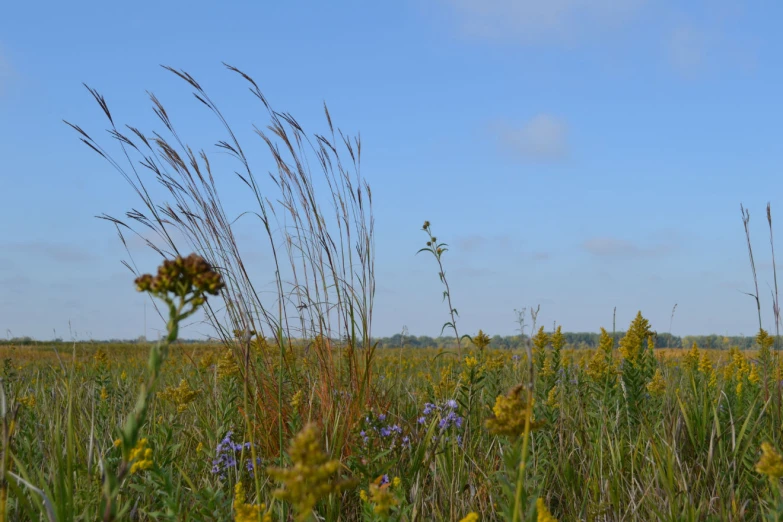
[493, 115, 569, 162]
[582, 237, 676, 258]
[445, 0, 646, 43]
[668, 26, 709, 72]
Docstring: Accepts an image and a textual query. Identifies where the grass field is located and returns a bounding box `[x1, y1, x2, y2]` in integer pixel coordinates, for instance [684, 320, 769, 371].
[4, 315, 783, 521]
[21, 65, 782, 521]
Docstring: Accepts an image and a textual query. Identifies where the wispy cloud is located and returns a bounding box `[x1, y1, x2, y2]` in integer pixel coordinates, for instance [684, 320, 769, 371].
[668, 26, 709, 72]
[0, 275, 31, 294]
[3, 241, 95, 263]
[582, 236, 676, 259]
[492, 115, 569, 162]
[456, 234, 512, 252]
[444, 0, 646, 43]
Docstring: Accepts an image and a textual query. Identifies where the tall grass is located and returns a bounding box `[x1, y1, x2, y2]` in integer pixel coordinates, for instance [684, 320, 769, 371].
[65, 64, 378, 467]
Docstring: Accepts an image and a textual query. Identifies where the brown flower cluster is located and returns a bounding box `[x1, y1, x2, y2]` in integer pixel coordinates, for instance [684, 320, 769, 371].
[134, 253, 224, 302]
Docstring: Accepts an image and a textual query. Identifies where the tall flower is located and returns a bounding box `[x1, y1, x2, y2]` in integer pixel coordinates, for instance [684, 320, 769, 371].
[485, 385, 541, 437]
[268, 424, 354, 522]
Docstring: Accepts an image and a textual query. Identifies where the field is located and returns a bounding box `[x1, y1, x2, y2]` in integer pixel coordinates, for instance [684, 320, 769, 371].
[3, 318, 783, 521]
[10, 66, 780, 521]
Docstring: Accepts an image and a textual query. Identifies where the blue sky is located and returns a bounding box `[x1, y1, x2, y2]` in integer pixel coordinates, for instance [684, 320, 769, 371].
[1, 0, 781, 340]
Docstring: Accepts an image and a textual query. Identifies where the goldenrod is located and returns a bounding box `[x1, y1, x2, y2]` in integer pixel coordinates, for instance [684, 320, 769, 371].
[646, 369, 666, 396]
[756, 442, 783, 479]
[485, 385, 540, 437]
[536, 498, 557, 522]
[268, 423, 354, 522]
[128, 438, 153, 474]
[158, 379, 199, 412]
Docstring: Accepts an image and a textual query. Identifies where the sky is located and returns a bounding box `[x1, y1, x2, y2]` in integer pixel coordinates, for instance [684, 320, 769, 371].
[1, 0, 782, 341]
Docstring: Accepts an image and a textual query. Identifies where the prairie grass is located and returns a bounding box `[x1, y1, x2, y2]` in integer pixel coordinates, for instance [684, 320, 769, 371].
[3, 331, 783, 521]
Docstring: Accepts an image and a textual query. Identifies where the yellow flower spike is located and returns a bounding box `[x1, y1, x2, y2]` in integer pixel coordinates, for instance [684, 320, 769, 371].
[756, 442, 783, 479]
[392, 476, 401, 488]
[217, 350, 239, 379]
[749, 364, 760, 385]
[128, 438, 154, 474]
[540, 357, 554, 378]
[158, 379, 199, 412]
[459, 513, 479, 522]
[233, 481, 269, 522]
[536, 498, 558, 522]
[485, 384, 541, 437]
[647, 369, 666, 396]
[93, 349, 110, 367]
[290, 389, 303, 409]
[268, 423, 355, 522]
[546, 387, 559, 409]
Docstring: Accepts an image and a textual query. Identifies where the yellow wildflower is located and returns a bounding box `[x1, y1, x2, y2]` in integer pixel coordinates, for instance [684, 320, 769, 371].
[537, 498, 558, 522]
[359, 489, 368, 502]
[18, 394, 36, 408]
[128, 438, 153, 474]
[618, 312, 652, 363]
[366, 475, 398, 516]
[100, 386, 109, 402]
[217, 350, 240, 379]
[158, 379, 199, 412]
[756, 442, 783, 479]
[459, 513, 479, 522]
[646, 369, 666, 396]
[465, 356, 479, 370]
[684, 343, 700, 371]
[196, 442, 204, 454]
[93, 349, 110, 367]
[586, 349, 608, 381]
[472, 330, 491, 351]
[113, 438, 122, 448]
[698, 352, 712, 375]
[200, 352, 217, 369]
[540, 357, 554, 379]
[546, 387, 559, 410]
[268, 423, 355, 522]
[485, 385, 541, 437]
[290, 390, 303, 409]
[233, 481, 271, 522]
[749, 364, 760, 385]
[120, 370, 127, 380]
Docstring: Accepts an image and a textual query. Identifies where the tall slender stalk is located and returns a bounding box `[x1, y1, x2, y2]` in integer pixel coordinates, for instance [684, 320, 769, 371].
[741, 205, 763, 331]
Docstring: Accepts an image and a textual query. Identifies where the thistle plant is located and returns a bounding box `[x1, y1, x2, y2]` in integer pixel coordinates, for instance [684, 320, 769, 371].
[102, 253, 224, 521]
